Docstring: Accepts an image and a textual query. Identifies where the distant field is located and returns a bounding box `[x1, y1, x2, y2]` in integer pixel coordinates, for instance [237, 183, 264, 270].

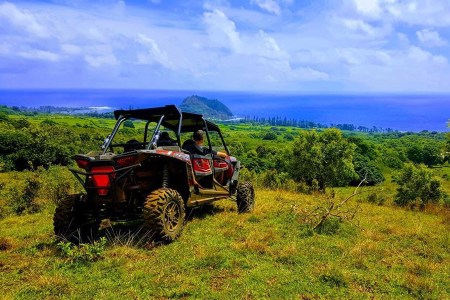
[0, 189, 449, 299]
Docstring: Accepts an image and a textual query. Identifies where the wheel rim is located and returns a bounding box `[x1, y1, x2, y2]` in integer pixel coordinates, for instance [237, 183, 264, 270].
[164, 201, 181, 232]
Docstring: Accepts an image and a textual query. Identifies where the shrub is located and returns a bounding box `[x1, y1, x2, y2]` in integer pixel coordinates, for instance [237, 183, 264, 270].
[123, 120, 135, 128]
[283, 133, 294, 141]
[1, 172, 41, 215]
[239, 167, 257, 183]
[366, 192, 386, 206]
[38, 166, 76, 204]
[289, 129, 357, 191]
[262, 131, 277, 140]
[57, 237, 107, 263]
[394, 163, 447, 209]
[352, 154, 384, 186]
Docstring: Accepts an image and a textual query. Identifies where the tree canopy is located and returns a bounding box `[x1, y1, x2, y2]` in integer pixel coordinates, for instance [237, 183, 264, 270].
[288, 129, 357, 190]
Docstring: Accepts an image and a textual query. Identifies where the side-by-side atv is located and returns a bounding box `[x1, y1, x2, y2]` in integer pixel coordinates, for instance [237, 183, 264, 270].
[54, 105, 255, 243]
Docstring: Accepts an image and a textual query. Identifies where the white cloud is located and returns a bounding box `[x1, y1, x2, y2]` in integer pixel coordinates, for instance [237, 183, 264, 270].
[337, 48, 391, 66]
[61, 44, 82, 55]
[346, 46, 450, 92]
[0, 1, 49, 38]
[135, 33, 174, 69]
[386, 1, 450, 26]
[350, 0, 450, 27]
[251, 0, 281, 16]
[341, 18, 390, 39]
[18, 49, 60, 62]
[352, 0, 383, 18]
[416, 29, 447, 47]
[407, 46, 447, 65]
[1, 0, 450, 92]
[84, 53, 119, 68]
[293, 67, 329, 81]
[203, 9, 241, 52]
[255, 30, 289, 59]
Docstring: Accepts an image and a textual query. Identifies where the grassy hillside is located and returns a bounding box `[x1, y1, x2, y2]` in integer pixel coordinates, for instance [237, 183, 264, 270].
[1, 188, 449, 299]
[1, 111, 449, 299]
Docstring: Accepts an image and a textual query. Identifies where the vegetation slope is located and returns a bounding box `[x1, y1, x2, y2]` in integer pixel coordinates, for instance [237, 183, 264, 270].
[0, 107, 449, 299]
[1, 188, 448, 299]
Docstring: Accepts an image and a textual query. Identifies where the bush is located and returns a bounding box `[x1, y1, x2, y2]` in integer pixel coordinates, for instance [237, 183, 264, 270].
[394, 163, 447, 209]
[57, 237, 107, 263]
[38, 166, 77, 204]
[262, 131, 277, 140]
[0, 172, 41, 215]
[123, 120, 135, 128]
[0, 167, 77, 218]
[366, 192, 386, 206]
[352, 154, 384, 186]
[289, 129, 357, 191]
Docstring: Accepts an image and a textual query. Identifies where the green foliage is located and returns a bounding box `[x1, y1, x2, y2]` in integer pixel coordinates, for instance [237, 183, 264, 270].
[0, 116, 115, 171]
[315, 216, 342, 235]
[123, 120, 135, 128]
[319, 269, 347, 287]
[352, 154, 384, 185]
[1, 188, 449, 299]
[38, 166, 76, 204]
[57, 237, 107, 263]
[258, 170, 300, 193]
[366, 192, 386, 206]
[394, 163, 447, 208]
[0, 172, 41, 215]
[0, 167, 77, 218]
[0, 111, 9, 122]
[289, 129, 357, 190]
[41, 119, 57, 126]
[380, 147, 405, 169]
[407, 143, 444, 166]
[283, 133, 294, 141]
[262, 131, 277, 140]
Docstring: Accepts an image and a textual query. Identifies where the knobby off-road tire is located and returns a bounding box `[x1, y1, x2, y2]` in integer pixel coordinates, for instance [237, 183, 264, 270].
[236, 181, 255, 213]
[143, 188, 186, 242]
[53, 194, 100, 244]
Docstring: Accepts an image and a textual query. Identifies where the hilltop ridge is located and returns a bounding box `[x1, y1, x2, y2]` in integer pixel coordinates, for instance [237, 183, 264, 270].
[179, 95, 233, 120]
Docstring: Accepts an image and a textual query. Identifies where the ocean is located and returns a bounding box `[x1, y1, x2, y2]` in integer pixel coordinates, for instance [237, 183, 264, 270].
[0, 89, 449, 132]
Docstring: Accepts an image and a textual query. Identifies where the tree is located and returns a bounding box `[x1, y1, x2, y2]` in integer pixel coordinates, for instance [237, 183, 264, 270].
[446, 133, 450, 161]
[288, 129, 357, 191]
[262, 131, 277, 140]
[123, 120, 135, 128]
[394, 163, 447, 209]
[352, 154, 384, 186]
[407, 142, 444, 166]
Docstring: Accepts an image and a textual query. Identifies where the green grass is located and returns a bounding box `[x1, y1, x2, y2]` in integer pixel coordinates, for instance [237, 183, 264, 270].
[1, 189, 449, 299]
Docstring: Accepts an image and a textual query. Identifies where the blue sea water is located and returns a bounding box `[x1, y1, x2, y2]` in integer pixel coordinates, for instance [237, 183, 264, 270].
[0, 89, 449, 132]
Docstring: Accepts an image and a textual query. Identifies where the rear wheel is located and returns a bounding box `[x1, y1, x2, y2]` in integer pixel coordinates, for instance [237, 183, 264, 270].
[236, 182, 255, 213]
[143, 188, 186, 242]
[53, 194, 100, 244]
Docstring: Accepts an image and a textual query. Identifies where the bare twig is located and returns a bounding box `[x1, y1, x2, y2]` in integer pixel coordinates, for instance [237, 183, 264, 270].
[302, 176, 367, 232]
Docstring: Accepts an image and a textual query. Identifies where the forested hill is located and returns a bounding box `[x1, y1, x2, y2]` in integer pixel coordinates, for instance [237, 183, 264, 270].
[180, 95, 234, 120]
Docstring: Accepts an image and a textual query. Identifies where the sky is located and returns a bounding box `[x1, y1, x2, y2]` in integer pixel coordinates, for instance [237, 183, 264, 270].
[1, 0, 450, 92]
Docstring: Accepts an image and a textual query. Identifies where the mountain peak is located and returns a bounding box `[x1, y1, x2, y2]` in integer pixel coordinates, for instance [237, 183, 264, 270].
[180, 95, 233, 120]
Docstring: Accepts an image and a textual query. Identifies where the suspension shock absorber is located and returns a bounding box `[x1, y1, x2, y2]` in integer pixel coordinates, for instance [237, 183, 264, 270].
[162, 164, 169, 188]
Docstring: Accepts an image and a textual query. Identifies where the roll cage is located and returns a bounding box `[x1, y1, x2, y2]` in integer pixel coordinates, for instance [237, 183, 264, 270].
[101, 105, 230, 155]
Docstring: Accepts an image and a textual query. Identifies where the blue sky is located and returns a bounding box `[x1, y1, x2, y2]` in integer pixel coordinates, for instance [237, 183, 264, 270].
[1, 0, 450, 92]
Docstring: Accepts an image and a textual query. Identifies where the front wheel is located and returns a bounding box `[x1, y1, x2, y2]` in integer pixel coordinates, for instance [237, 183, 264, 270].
[236, 182, 255, 213]
[143, 188, 186, 242]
